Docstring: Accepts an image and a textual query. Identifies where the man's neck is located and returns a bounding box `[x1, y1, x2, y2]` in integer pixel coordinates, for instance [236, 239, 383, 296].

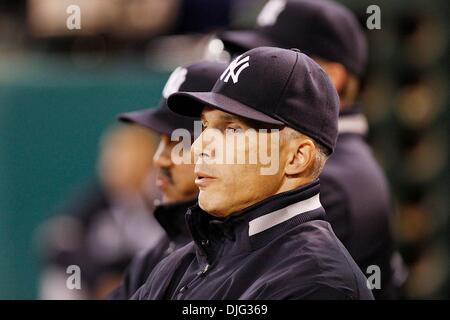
[275, 177, 314, 196]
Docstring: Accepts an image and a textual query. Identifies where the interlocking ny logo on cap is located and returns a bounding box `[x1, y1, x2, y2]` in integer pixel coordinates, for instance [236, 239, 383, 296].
[220, 55, 250, 84]
[163, 67, 188, 98]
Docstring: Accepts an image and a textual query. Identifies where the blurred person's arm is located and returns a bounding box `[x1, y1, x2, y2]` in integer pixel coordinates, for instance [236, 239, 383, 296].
[107, 237, 170, 300]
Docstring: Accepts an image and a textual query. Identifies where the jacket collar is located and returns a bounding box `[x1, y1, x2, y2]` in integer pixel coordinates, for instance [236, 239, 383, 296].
[154, 197, 197, 243]
[185, 180, 325, 264]
[338, 104, 368, 137]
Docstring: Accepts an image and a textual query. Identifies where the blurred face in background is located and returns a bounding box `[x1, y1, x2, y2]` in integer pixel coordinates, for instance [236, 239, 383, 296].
[98, 125, 156, 201]
[153, 134, 197, 204]
[311, 56, 360, 109]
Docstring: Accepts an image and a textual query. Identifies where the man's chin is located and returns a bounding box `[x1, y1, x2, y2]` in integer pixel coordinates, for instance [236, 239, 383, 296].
[161, 191, 181, 205]
[198, 195, 232, 218]
[197, 192, 209, 211]
[198, 193, 219, 215]
[161, 196, 173, 204]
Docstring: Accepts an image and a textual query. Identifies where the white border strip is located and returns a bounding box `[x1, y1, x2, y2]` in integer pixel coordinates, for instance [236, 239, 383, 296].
[248, 194, 322, 236]
[338, 114, 369, 135]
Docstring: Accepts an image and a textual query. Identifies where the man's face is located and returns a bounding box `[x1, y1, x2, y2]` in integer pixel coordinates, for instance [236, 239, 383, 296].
[153, 134, 197, 204]
[99, 125, 155, 199]
[192, 107, 288, 217]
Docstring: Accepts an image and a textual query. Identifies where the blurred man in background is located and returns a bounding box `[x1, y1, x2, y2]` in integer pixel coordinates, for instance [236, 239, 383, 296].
[38, 124, 162, 299]
[108, 60, 226, 299]
[213, 0, 404, 298]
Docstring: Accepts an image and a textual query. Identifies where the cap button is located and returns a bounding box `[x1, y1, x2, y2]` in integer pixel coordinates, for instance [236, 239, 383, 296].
[291, 48, 302, 53]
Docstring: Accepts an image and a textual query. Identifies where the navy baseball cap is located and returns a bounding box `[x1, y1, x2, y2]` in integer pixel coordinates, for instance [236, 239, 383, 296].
[118, 61, 226, 135]
[219, 0, 368, 77]
[168, 47, 339, 154]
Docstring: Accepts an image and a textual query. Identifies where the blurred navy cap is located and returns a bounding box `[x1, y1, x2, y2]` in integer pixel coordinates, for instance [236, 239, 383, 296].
[219, 0, 368, 77]
[118, 61, 227, 135]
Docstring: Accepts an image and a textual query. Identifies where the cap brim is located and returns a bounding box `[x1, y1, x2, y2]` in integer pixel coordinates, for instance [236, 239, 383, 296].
[219, 30, 276, 53]
[168, 92, 284, 126]
[118, 108, 173, 135]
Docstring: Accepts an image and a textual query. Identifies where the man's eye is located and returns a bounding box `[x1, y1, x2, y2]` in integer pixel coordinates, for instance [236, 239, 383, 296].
[226, 127, 242, 134]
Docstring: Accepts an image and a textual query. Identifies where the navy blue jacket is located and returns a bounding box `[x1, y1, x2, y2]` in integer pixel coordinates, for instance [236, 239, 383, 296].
[108, 198, 196, 299]
[320, 107, 397, 299]
[132, 181, 374, 300]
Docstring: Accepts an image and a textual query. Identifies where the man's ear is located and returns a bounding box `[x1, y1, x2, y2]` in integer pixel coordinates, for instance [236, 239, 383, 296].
[284, 138, 315, 176]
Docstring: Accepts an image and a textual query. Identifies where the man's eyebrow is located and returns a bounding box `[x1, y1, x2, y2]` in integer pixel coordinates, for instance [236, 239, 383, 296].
[219, 113, 262, 128]
[201, 111, 242, 123]
[202, 110, 283, 130]
[218, 113, 241, 122]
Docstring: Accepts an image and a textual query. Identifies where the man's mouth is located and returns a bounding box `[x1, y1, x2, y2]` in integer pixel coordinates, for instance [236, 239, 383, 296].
[156, 168, 172, 188]
[194, 169, 217, 188]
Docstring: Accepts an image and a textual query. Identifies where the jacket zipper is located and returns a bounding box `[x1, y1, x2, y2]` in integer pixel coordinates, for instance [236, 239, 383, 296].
[175, 263, 211, 299]
[175, 237, 228, 299]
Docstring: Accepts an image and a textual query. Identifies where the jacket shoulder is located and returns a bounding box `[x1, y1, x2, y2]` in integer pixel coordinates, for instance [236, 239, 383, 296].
[250, 221, 374, 300]
[132, 241, 196, 300]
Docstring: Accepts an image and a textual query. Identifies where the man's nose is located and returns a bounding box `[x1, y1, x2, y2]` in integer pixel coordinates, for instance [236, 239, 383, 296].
[153, 143, 172, 168]
[192, 129, 216, 162]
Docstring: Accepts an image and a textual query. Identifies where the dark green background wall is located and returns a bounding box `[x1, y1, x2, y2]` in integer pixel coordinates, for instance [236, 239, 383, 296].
[0, 57, 167, 298]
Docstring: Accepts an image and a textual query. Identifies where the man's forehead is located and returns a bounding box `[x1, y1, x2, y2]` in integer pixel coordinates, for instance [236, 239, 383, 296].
[200, 105, 285, 130]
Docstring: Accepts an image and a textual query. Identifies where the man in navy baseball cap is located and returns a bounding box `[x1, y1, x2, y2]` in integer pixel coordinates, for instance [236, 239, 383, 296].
[214, 0, 401, 299]
[132, 47, 373, 299]
[108, 61, 226, 299]
[219, 0, 367, 75]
